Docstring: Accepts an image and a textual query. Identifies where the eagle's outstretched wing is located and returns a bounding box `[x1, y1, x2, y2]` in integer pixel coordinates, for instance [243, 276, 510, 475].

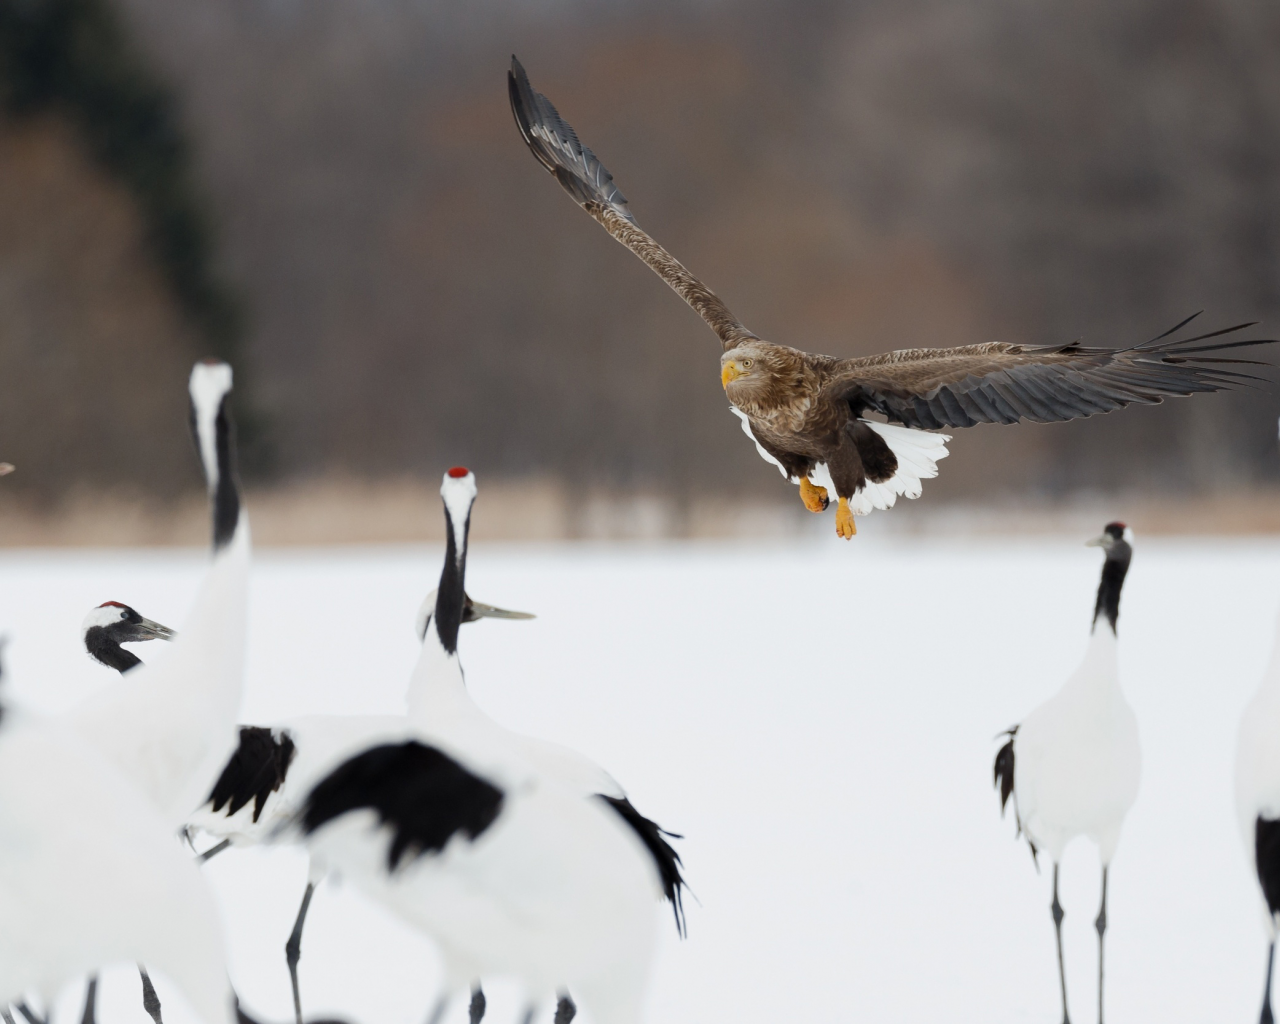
[823, 316, 1275, 429]
[509, 56, 756, 350]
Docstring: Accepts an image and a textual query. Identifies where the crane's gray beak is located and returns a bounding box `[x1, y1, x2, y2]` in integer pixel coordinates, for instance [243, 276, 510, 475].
[466, 599, 535, 621]
[129, 617, 178, 642]
[1085, 535, 1109, 549]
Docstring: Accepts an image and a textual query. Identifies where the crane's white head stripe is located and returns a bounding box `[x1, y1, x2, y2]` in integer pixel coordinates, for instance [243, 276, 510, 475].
[441, 468, 477, 562]
[189, 361, 233, 491]
[82, 603, 130, 633]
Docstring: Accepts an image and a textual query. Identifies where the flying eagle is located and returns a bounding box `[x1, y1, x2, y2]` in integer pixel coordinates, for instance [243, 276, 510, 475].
[508, 57, 1274, 539]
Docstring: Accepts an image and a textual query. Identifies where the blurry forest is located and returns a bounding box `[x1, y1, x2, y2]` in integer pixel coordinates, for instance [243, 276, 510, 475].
[4, 0, 1280, 523]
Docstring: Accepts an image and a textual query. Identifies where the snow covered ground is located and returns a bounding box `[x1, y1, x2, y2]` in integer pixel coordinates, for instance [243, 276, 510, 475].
[2, 530, 1279, 1024]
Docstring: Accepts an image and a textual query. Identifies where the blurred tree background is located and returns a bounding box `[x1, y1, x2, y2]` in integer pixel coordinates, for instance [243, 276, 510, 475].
[3, 0, 1280, 509]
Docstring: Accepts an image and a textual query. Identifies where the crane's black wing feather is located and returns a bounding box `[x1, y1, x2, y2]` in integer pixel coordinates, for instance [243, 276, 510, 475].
[301, 741, 504, 871]
[599, 794, 688, 937]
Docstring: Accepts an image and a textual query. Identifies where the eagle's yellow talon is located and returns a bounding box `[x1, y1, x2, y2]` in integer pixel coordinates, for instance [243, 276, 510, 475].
[798, 478, 828, 513]
[835, 497, 856, 539]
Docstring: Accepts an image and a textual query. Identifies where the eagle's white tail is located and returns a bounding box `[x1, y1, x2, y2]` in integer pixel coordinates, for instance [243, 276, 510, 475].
[847, 420, 951, 515]
[729, 407, 950, 517]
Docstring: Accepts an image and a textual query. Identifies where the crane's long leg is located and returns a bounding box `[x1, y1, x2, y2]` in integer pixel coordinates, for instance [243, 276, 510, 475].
[2, 1008, 16, 1024]
[81, 977, 98, 1024]
[553, 992, 576, 1024]
[1051, 863, 1070, 1024]
[16, 1001, 45, 1024]
[1095, 866, 1108, 1024]
[424, 993, 449, 1024]
[140, 965, 163, 1024]
[1262, 940, 1276, 1024]
[468, 986, 486, 1024]
[198, 838, 231, 863]
[285, 881, 317, 1024]
[517, 1004, 536, 1024]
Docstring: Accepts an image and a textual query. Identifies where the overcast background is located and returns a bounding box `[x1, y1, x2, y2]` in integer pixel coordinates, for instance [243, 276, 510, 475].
[4, 0, 1280, 536]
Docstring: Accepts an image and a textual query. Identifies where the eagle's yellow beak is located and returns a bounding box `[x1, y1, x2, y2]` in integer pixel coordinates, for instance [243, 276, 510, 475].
[721, 362, 742, 389]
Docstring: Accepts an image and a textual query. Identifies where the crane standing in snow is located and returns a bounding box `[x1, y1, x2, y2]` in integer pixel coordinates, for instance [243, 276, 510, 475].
[45, 360, 248, 1024]
[287, 468, 675, 1024]
[180, 587, 531, 1024]
[994, 523, 1141, 1024]
[0, 640, 240, 1024]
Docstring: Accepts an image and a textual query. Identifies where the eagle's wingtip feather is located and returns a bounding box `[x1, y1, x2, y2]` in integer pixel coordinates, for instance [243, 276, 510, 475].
[506, 55, 634, 225]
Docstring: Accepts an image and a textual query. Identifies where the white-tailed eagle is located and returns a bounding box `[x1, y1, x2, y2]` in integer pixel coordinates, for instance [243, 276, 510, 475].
[509, 57, 1273, 538]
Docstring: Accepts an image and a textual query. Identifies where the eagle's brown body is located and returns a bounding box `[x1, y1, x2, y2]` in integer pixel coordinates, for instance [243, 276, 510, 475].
[509, 57, 1274, 538]
[720, 342, 900, 505]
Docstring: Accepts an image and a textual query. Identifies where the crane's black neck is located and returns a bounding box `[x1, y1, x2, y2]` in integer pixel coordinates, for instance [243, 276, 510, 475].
[189, 392, 240, 552]
[1092, 543, 1132, 635]
[434, 505, 471, 655]
[210, 395, 240, 550]
[84, 627, 143, 673]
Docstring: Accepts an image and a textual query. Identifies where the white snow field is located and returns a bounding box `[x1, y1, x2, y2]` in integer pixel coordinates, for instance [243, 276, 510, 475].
[2, 531, 1279, 1024]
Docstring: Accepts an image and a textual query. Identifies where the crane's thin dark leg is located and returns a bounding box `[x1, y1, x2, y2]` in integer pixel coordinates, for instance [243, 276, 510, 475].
[1262, 940, 1276, 1024]
[140, 966, 163, 1024]
[235, 995, 261, 1024]
[199, 839, 231, 863]
[286, 882, 317, 1024]
[553, 992, 576, 1024]
[81, 977, 99, 1024]
[424, 994, 448, 1024]
[16, 1002, 45, 1024]
[468, 986, 486, 1024]
[2, 1009, 15, 1024]
[1095, 866, 1108, 1024]
[517, 1004, 536, 1024]
[1051, 863, 1070, 1024]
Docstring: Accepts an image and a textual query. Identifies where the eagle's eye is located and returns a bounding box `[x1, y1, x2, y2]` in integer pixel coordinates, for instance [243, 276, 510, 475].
[743, 358, 753, 368]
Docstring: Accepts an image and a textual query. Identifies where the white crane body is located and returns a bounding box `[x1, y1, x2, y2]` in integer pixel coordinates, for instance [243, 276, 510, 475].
[1015, 629, 1141, 864]
[995, 522, 1140, 1024]
[0, 710, 236, 1024]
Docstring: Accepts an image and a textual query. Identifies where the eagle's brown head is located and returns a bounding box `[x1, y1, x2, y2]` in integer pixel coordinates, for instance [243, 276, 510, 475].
[721, 341, 809, 411]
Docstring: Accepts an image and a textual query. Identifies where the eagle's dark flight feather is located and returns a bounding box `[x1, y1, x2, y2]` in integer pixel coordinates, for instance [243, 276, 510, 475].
[509, 56, 756, 350]
[823, 323, 1272, 430]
